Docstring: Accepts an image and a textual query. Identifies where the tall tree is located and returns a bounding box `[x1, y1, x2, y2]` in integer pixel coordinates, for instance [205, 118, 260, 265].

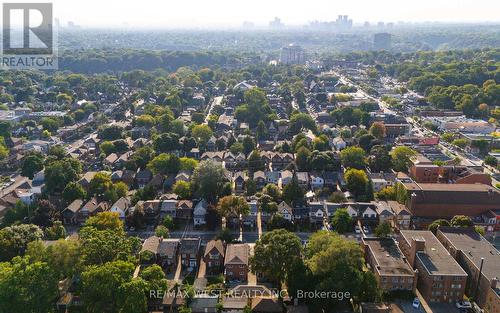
[331, 208, 353, 233]
[250, 229, 302, 291]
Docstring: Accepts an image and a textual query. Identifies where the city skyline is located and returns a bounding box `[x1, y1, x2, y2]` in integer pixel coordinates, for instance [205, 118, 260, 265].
[50, 0, 500, 29]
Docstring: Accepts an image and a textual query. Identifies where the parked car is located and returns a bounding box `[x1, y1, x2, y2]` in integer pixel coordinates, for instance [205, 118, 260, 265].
[456, 301, 472, 309]
[412, 298, 420, 309]
[355, 226, 361, 234]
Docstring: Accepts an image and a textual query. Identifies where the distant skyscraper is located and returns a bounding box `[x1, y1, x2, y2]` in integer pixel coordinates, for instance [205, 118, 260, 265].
[335, 15, 353, 28]
[242, 21, 255, 29]
[373, 33, 392, 50]
[269, 17, 284, 29]
[280, 44, 305, 65]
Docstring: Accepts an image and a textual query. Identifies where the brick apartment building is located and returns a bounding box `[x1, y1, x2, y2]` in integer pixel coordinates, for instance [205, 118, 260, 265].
[398, 230, 467, 303]
[362, 238, 417, 292]
[436, 227, 500, 313]
[409, 164, 491, 185]
[400, 182, 500, 220]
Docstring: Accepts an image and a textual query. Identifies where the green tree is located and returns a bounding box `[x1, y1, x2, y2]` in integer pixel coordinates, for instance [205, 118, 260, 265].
[179, 157, 198, 171]
[0, 224, 43, 261]
[295, 146, 312, 171]
[250, 229, 302, 291]
[99, 141, 116, 155]
[340, 146, 366, 169]
[191, 124, 213, 146]
[86, 211, 122, 231]
[81, 260, 136, 313]
[173, 181, 192, 199]
[45, 158, 82, 194]
[21, 153, 44, 179]
[26, 239, 80, 279]
[369, 122, 386, 139]
[62, 181, 86, 203]
[282, 175, 304, 207]
[44, 221, 67, 240]
[344, 168, 369, 199]
[217, 195, 250, 230]
[368, 145, 392, 172]
[147, 153, 180, 175]
[428, 219, 451, 234]
[451, 215, 474, 227]
[263, 183, 281, 202]
[242, 136, 255, 155]
[192, 160, 228, 204]
[374, 222, 392, 238]
[155, 225, 169, 238]
[0, 256, 58, 313]
[331, 208, 353, 233]
[390, 146, 416, 172]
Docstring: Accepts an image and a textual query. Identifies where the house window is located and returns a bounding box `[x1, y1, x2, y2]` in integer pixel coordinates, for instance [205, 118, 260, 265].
[215, 261, 219, 266]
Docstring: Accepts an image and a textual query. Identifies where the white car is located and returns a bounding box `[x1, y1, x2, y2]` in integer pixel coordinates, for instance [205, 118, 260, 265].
[456, 301, 472, 309]
[412, 298, 420, 309]
[354, 226, 361, 234]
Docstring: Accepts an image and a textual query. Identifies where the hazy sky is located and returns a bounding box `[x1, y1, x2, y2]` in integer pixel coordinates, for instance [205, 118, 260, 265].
[51, 0, 500, 28]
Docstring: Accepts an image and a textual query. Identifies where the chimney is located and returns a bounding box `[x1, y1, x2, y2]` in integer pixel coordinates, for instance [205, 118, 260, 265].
[491, 277, 498, 289]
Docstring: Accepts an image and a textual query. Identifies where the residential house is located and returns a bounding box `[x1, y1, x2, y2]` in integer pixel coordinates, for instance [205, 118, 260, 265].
[280, 170, 293, 186]
[193, 200, 208, 226]
[309, 201, 326, 226]
[265, 171, 280, 185]
[277, 201, 293, 222]
[253, 171, 266, 189]
[180, 238, 201, 269]
[158, 238, 180, 270]
[142, 200, 161, 224]
[77, 197, 108, 224]
[233, 172, 247, 193]
[160, 199, 178, 219]
[78, 171, 97, 191]
[251, 297, 283, 313]
[244, 200, 259, 227]
[296, 172, 309, 189]
[136, 169, 153, 188]
[203, 240, 225, 275]
[176, 200, 193, 220]
[225, 244, 250, 283]
[110, 197, 130, 220]
[62, 199, 84, 225]
[310, 173, 324, 190]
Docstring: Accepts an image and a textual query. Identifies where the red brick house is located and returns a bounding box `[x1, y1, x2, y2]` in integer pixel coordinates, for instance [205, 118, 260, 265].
[203, 240, 225, 275]
[224, 244, 249, 283]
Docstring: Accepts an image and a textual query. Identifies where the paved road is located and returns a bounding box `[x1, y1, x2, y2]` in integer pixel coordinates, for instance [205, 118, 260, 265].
[129, 229, 313, 243]
[204, 96, 223, 123]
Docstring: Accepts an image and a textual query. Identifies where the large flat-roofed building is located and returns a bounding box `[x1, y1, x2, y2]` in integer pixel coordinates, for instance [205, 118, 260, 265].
[436, 227, 500, 313]
[362, 238, 416, 292]
[398, 230, 467, 303]
[400, 182, 500, 219]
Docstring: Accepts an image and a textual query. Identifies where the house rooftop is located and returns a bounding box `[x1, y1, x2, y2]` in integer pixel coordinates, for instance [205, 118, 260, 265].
[400, 230, 467, 276]
[225, 244, 249, 266]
